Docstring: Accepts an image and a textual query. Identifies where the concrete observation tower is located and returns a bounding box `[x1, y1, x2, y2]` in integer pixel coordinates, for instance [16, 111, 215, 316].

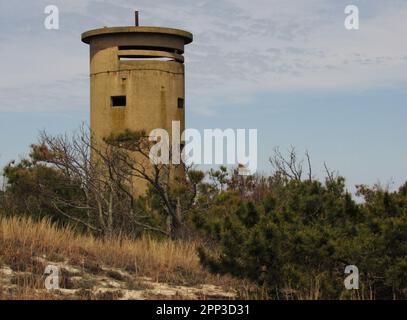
[81, 12, 193, 193]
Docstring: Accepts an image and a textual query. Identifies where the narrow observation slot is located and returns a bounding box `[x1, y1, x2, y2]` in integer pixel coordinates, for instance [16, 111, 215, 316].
[111, 95, 126, 107]
[118, 45, 183, 54]
[178, 98, 185, 109]
[119, 56, 175, 62]
[118, 47, 185, 63]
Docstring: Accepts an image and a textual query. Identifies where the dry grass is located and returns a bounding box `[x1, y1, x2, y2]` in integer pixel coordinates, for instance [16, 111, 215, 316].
[0, 217, 197, 274]
[0, 216, 246, 300]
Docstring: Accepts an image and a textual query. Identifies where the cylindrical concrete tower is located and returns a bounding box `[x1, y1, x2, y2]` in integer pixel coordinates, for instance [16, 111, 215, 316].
[81, 24, 193, 193]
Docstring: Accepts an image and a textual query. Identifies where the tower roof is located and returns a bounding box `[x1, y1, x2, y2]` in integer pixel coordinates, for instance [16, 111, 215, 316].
[81, 26, 193, 45]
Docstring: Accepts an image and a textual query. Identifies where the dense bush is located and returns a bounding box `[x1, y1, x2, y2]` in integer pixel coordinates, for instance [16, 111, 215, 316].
[195, 167, 407, 299]
[2, 159, 71, 222]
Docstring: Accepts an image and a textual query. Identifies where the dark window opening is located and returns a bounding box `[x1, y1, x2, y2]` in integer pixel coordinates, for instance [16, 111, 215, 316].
[111, 96, 126, 107]
[178, 98, 184, 109]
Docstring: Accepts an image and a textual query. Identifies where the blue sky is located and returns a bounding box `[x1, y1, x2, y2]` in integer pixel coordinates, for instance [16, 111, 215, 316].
[1, 0, 407, 193]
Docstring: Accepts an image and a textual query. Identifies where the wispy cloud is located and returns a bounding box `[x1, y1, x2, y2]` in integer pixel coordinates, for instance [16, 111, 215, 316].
[1, 0, 407, 114]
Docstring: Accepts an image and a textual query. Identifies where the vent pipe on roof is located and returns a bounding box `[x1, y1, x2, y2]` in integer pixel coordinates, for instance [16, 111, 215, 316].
[135, 11, 139, 26]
